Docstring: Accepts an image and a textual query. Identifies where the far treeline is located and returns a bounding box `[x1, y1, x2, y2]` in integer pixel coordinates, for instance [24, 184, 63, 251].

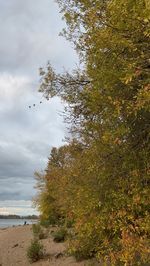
[35, 0, 150, 265]
[0, 215, 39, 219]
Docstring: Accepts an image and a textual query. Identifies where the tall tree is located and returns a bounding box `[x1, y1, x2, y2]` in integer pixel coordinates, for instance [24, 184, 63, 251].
[36, 0, 150, 264]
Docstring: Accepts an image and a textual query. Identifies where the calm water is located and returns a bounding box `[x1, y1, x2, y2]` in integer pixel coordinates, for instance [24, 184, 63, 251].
[0, 219, 37, 228]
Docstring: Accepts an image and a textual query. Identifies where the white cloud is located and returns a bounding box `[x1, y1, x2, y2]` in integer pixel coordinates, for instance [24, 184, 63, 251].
[0, 200, 38, 215]
[0, 0, 78, 75]
[0, 73, 30, 99]
[0, 73, 33, 116]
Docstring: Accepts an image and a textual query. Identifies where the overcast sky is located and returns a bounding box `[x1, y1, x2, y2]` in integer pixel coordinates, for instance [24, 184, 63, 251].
[0, 0, 77, 215]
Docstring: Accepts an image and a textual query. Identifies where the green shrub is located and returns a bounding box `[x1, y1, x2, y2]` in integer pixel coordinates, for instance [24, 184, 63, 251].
[65, 219, 74, 228]
[32, 224, 41, 236]
[40, 219, 51, 228]
[32, 223, 46, 239]
[53, 227, 67, 243]
[27, 239, 44, 263]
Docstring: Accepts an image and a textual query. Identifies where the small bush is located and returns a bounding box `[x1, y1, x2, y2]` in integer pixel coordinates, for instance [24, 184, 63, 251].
[40, 219, 51, 228]
[71, 249, 93, 262]
[32, 224, 41, 235]
[53, 227, 67, 243]
[32, 224, 41, 236]
[32, 223, 45, 239]
[27, 239, 44, 263]
[40, 214, 62, 226]
[65, 219, 74, 228]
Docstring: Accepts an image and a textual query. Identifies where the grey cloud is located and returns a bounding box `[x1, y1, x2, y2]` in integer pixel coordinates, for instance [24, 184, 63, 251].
[0, 0, 77, 76]
[0, 0, 76, 213]
[0, 73, 65, 186]
[0, 177, 36, 200]
[0, 93, 65, 179]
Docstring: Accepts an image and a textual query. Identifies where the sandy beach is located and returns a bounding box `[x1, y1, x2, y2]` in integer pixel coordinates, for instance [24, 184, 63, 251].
[0, 225, 89, 266]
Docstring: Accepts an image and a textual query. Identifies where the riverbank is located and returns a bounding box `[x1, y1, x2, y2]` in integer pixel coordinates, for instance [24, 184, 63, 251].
[0, 225, 92, 266]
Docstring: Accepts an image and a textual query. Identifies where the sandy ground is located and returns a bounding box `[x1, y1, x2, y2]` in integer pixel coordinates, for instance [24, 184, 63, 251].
[0, 225, 95, 266]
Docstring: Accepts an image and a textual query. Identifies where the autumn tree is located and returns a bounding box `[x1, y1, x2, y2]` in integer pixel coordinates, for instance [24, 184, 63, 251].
[36, 0, 150, 265]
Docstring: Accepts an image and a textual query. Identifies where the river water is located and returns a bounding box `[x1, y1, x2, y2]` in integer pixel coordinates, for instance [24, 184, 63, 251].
[0, 219, 37, 228]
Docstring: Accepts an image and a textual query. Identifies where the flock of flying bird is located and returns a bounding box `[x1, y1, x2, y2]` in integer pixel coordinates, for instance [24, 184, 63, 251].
[28, 101, 42, 109]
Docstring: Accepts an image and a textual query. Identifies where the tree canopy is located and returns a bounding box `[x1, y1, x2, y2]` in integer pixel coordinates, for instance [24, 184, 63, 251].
[35, 0, 150, 265]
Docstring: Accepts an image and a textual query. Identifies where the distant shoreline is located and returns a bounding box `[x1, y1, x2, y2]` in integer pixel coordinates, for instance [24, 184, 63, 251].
[0, 215, 39, 220]
[0, 218, 38, 228]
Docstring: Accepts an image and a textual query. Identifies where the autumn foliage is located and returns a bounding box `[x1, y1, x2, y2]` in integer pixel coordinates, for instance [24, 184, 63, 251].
[35, 0, 150, 265]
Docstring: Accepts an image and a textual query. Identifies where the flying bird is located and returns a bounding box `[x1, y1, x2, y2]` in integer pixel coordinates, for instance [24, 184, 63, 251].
[28, 101, 43, 109]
